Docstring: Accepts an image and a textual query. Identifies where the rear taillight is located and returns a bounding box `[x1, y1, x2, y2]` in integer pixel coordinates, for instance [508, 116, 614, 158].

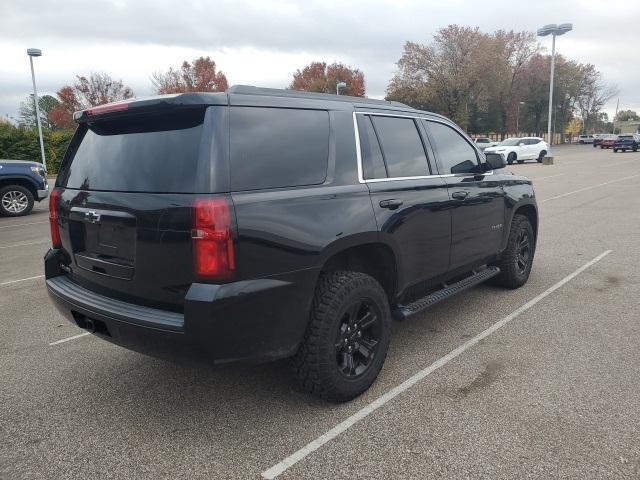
[49, 188, 61, 248]
[192, 198, 235, 280]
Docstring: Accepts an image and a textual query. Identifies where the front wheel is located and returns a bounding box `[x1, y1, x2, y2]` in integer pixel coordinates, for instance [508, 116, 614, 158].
[507, 152, 516, 165]
[0, 185, 34, 217]
[292, 271, 391, 402]
[492, 214, 535, 289]
[614, 148, 618, 153]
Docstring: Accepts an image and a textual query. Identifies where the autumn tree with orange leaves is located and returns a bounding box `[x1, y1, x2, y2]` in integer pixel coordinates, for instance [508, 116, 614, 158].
[290, 62, 365, 97]
[152, 57, 229, 94]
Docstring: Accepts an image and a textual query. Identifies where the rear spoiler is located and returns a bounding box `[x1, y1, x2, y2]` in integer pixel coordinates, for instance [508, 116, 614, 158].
[73, 92, 228, 123]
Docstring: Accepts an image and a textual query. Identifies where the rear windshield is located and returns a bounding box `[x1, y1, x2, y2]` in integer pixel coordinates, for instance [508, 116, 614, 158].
[61, 109, 205, 193]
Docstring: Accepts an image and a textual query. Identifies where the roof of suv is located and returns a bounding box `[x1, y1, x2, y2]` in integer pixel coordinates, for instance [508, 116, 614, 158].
[74, 85, 450, 124]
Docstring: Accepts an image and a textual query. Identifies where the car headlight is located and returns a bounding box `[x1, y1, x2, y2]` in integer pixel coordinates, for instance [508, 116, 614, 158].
[30, 166, 45, 176]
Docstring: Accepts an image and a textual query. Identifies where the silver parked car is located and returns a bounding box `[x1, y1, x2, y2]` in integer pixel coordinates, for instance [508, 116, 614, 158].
[473, 137, 498, 150]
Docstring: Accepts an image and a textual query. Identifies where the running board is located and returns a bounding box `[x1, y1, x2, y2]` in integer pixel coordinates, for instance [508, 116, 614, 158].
[392, 267, 500, 320]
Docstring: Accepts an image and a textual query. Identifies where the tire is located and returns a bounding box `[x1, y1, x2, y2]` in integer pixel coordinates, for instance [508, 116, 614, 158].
[614, 148, 618, 153]
[0, 185, 34, 217]
[633, 147, 638, 152]
[292, 271, 391, 402]
[600, 146, 604, 149]
[593, 143, 597, 148]
[492, 214, 535, 289]
[507, 152, 516, 165]
[537, 150, 546, 163]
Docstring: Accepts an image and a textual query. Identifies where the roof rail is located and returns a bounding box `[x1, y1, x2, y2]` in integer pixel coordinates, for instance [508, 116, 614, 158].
[226, 85, 410, 108]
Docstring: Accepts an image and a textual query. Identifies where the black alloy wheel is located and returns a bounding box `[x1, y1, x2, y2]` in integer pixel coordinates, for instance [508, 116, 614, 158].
[514, 228, 532, 276]
[335, 299, 382, 378]
[293, 271, 391, 402]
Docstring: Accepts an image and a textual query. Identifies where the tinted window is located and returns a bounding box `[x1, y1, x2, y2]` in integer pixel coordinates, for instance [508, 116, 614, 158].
[427, 121, 479, 174]
[63, 110, 204, 193]
[371, 116, 430, 177]
[230, 107, 328, 191]
[526, 139, 540, 145]
[357, 116, 387, 179]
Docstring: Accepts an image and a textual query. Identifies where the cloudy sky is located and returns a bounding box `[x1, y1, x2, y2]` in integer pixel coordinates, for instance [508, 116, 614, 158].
[1, 0, 639, 122]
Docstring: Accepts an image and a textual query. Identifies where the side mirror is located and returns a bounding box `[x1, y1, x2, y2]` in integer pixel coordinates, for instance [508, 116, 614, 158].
[518, 142, 525, 146]
[484, 152, 505, 170]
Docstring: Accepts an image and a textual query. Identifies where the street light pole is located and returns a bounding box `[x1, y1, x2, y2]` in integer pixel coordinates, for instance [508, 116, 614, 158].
[547, 33, 555, 147]
[27, 48, 46, 170]
[537, 23, 572, 156]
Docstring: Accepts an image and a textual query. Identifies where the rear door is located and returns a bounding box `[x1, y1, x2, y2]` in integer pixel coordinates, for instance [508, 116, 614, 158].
[356, 112, 451, 291]
[55, 106, 220, 311]
[526, 138, 541, 158]
[424, 119, 505, 270]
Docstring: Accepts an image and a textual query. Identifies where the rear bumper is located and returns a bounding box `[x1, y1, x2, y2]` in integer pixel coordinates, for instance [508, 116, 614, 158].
[45, 250, 319, 364]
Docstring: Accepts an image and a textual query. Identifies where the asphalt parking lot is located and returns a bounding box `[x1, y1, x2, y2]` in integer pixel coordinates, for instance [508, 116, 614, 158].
[1, 144, 639, 479]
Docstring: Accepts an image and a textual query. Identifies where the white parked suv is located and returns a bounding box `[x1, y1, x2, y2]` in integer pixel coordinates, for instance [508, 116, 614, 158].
[578, 134, 594, 144]
[484, 137, 548, 164]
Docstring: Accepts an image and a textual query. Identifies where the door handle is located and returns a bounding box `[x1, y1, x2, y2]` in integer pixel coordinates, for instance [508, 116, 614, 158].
[451, 191, 468, 200]
[379, 199, 403, 210]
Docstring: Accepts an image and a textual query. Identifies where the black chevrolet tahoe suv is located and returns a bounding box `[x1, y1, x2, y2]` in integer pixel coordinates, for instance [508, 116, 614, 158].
[0, 159, 49, 216]
[45, 86, 537, 401]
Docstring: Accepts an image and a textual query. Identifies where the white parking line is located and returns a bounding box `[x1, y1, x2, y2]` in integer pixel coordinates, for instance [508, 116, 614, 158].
[261, 250, 612, 479]
[49, 332, 91, 346]
[0, 221, 48, 229]
[541, 173, 640, 203]
[0, 240, 49, 249]
[0, 274, 45, 286]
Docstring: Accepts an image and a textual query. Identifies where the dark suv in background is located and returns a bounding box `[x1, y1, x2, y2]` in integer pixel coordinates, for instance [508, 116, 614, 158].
[45, 86, 538, 401]
[0, 159, 48, 216]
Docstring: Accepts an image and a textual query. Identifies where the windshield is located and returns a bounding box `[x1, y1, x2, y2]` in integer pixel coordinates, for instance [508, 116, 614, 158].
[498, 138, 521, 146]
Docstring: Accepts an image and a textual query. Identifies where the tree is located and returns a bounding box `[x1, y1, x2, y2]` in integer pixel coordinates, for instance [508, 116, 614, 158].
[615, 110, 639, 122]
[485, 30, 539, 138]
[386, 26, 539, 134]
[575, 65, 618, 133]
[290, 61, 365, 97]
[520, 54, 549, 135]
[387, 26, 489, 130]
[70, 72, 134, 107]
[152, 57, 228, 94]
[48, 86, 81, 130]
[18, 94, 61, 130]
[565, 118, 582, 141]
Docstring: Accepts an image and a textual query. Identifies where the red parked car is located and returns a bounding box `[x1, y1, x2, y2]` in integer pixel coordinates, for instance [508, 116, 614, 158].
[600, 135, 618, 149]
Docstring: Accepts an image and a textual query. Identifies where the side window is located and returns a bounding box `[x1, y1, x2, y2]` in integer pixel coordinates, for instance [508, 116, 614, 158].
[370, 116, 430, 177]
[357, 115, 387, 179]
[426, 121, 480, 175]
[230, 107, 329, 191]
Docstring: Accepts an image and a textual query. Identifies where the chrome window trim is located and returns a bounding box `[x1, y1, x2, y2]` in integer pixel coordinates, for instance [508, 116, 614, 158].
[352, 111, 493, 183]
